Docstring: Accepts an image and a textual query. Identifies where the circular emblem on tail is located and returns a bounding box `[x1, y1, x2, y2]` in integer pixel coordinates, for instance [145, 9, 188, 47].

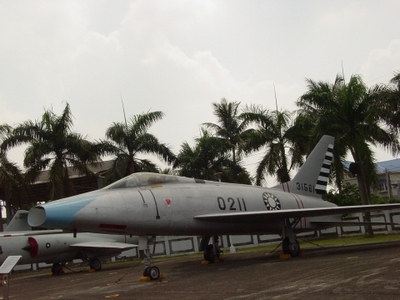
[262, 192, 281, 210]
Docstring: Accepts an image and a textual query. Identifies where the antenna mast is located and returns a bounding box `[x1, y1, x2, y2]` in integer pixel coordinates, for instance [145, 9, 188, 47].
[121, 95, 128, 129]
[273, 83, 279, 111]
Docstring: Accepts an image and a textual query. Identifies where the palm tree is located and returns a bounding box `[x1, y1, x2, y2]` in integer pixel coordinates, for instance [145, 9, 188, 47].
[101, 111, 176, 184]
[1, 103, 101, 200]
[174, 129, 251, 183]
[240, 105, 303, 186]
[297, 74, 400, 234]
[390, 72, 400, 90]
[203, 99, 251, 164]
[0, 124, 26, 223]
[374, 72, 400, 135]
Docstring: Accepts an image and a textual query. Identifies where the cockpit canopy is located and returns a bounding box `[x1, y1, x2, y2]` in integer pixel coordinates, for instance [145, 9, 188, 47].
[105, 172, 197, 189]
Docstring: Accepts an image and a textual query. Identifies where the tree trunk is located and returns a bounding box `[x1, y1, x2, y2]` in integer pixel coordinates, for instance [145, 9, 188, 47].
[355, 162, 373, 236]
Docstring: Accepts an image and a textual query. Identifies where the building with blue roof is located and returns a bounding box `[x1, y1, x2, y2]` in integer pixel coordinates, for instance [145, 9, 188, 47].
[344, 158, 400, 199]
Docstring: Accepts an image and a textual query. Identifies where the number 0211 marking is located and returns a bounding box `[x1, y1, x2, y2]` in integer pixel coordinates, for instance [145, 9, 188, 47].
[217, 197, 247, 211]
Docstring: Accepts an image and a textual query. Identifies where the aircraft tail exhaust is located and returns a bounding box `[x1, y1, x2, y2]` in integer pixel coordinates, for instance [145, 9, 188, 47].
[274, 135, 334, 197]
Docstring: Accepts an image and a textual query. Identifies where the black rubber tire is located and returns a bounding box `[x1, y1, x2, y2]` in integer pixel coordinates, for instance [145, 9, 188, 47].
[288, 240, 300, 257]
[282, 237, 300, 257]
[148, 266, 160, 280]
[203, 244, 215, 263]
[89, 258, 102, 271]
[51, 263, 63, 275]
[143, 267, 150, 277]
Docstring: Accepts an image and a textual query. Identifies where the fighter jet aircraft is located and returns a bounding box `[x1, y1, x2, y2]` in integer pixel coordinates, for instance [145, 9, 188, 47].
[27, 135, 400, 280]
[1, 210, 138, 274]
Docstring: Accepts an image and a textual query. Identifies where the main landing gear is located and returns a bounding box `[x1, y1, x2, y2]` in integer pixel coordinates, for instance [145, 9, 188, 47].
[51, 263, 64, 275]
[51, 257, 103, 275]
[89, 258, 102, 271]
[200, 236, 222, 263]
[281, 218, 301, 257]
[140, 236, 161, 281]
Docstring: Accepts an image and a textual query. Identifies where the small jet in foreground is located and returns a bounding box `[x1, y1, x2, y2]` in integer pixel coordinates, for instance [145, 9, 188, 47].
[1, 210, 138, 274]
[28, 135, 400, 279]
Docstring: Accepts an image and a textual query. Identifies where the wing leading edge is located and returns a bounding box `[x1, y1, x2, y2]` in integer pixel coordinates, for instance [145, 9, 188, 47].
[70, 241, 138, 250]
[193, 203, 400, 223]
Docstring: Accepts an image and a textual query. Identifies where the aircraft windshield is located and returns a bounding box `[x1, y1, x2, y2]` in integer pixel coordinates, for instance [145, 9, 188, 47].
[105, 172, 196, 189]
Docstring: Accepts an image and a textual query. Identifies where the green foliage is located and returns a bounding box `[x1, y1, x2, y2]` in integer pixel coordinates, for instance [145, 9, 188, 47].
[240, 106, 304, 186]
[203, 98, 251, 164]
[102, 110, 176, 184]
[297, 74, 400, 209]
[324, 182, 361, 206]
[174, 129, 251, 183]
[1, 103, 102, 200]
[370, 194, 400, 204]
[325, 182, 400, 206]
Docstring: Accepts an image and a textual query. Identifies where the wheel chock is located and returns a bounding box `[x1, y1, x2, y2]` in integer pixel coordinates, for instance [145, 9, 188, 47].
[140, 276, 151, 282]
[279, 254, 292, 259]
[140, 274, 164, 282]
[201, 260, 210, 265]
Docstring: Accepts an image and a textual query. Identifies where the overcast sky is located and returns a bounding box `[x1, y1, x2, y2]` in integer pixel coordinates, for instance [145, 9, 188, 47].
[1, 0, 399, 185]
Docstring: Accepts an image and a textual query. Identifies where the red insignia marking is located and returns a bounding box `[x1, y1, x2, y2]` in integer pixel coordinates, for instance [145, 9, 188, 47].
[164, 198, 172, 207]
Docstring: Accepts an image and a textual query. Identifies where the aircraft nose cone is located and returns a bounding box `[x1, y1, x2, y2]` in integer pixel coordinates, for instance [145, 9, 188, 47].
[28, 192, 104, 229]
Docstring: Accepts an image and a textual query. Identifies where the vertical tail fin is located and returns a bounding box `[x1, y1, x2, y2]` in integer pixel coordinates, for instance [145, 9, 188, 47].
[5, 210, 31, 232]
[273, 135, 335, 197]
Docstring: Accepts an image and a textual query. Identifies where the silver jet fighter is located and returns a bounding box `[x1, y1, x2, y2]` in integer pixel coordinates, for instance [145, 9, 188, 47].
[28, 135, 400, 279]
[1, 210, 138, 275]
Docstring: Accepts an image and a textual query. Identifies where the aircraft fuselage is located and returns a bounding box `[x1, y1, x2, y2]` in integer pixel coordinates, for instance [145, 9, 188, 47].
[29, 173, 338, 237]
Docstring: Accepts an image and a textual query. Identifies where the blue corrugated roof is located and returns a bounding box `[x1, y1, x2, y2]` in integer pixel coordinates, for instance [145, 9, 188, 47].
[376, 158, 400, 173]
[344, 158, 400, 174]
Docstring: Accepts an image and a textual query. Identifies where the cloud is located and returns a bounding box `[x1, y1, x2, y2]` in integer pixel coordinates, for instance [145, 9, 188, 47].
[1, 0, 400, 179]
[361, 39, 400, 84]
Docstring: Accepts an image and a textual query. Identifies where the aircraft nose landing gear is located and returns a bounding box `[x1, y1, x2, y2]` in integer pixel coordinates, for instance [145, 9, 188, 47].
[139, 236, 162, 281]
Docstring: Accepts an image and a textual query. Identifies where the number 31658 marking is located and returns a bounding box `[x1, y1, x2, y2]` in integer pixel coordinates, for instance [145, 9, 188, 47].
[296, 182, 315, 193]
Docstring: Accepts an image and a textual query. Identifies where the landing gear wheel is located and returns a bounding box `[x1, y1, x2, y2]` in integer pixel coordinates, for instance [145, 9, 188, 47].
[148, 266, 160, 280]
[89, 258, 102, 271]
[51, 263, 63, 275]
[282, 237, 300, 257]
[143, 266, 160, 280]
[203, 244, 216, 263]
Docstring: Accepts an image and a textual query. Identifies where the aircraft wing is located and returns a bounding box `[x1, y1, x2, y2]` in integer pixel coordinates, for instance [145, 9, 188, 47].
[0, 229, 63, 237]
[69, 241, 138, 250]
[194, 203, 400, 223]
